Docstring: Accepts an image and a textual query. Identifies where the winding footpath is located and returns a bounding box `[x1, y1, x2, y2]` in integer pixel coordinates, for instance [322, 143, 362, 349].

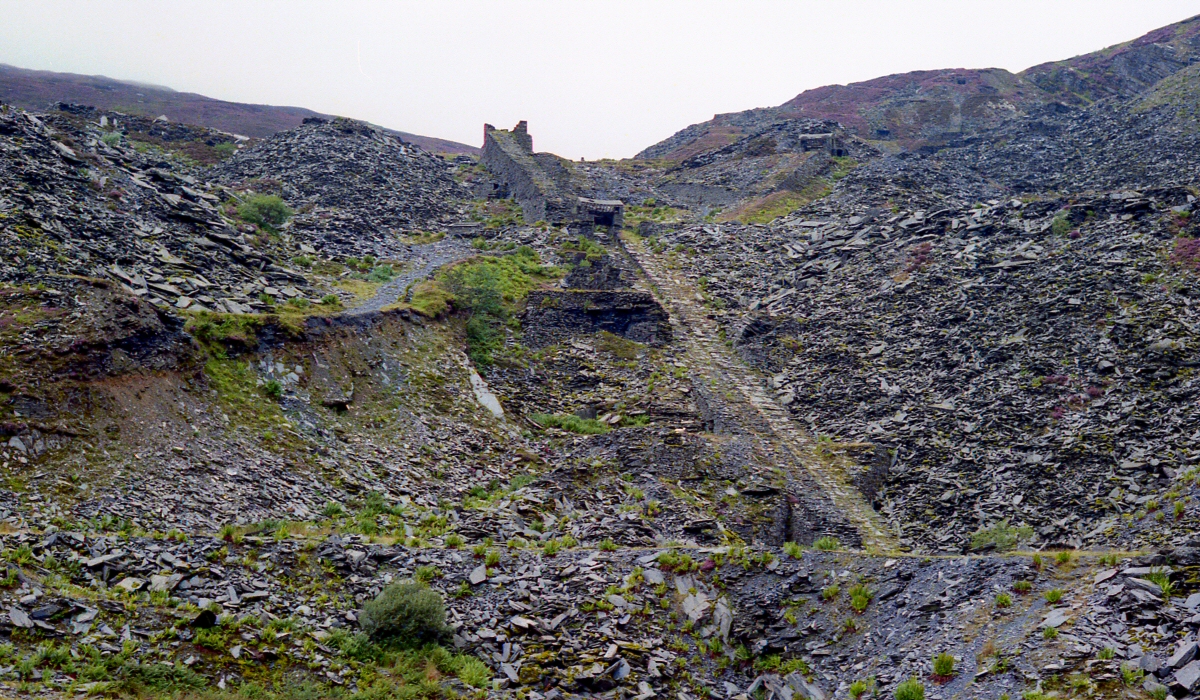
[343, 237, 475, 316]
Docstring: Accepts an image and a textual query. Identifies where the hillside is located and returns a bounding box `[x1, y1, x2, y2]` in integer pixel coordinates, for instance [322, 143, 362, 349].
[4, 11, 1200, 700]
[639, 13, 1200, 159]
[0, 63, 479, 155]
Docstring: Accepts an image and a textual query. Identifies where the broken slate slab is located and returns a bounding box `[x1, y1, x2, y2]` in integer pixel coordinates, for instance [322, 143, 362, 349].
[1168, 641, 1198, 670]
[1042, 608, 1071, 628]
[7, 607, 32, 628]
[1174, 659, 1200, 694]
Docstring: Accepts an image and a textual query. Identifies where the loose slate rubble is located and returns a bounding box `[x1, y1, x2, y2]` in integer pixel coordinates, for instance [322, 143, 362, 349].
[213, 117, 470, 258]
[0, 102, 337, 314]
[653, 188, 1200, 553]
[9, 17, 1200, 700]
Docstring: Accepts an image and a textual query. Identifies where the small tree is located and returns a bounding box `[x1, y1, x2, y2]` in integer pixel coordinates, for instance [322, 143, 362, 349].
[360, 582, 450, 647]
[932, 653, 956, 679]
[894, 678, 924, 700]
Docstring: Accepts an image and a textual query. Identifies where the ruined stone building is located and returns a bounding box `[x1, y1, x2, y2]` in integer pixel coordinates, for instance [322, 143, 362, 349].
[574, 197, 624, 228]
[797, 132, 847, 156]
[481, 121, 624, 227]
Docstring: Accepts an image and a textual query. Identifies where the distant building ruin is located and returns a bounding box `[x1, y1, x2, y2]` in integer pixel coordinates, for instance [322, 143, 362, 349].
[797, 133, 847, 157]
[575, 197, 624, 228]
[481, 121, 623, 228]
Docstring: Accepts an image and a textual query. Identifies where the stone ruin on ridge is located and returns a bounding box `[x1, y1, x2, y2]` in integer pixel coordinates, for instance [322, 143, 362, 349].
[481, 121, 624, 229]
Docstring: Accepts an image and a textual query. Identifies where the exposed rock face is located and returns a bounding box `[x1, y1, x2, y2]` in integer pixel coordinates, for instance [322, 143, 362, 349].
[562, 254, 636, 290]
[520, 290, 672, 348]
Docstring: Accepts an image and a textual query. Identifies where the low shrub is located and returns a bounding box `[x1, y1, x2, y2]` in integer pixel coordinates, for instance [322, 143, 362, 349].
[239, 194, 291, 229]
[360, 582, 450, 647]
[970, 519, 1034, 551]
[116, 662, 207, 692]
[456, 655, 491, 688]
[814, 536, 839, 551]
[531, 413, 610, 435]
[932, 652, 955, 678]
[263, 379, 283, 398]
[894, 677, 924, 700]
[1146, 567, 1175, 597]
[849, 584, 873, 613]
[1171, 236, 1200, 271]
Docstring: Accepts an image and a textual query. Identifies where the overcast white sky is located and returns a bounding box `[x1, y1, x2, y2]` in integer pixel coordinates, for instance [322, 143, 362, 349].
[1, 1, 1198, 158]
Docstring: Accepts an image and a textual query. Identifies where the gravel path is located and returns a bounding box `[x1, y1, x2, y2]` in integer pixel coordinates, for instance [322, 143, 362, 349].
[343, 237, 475, 316]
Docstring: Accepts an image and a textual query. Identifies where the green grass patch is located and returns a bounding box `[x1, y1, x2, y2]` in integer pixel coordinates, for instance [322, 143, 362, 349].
[408, 279, 455, 318]
[335, 278, 382, 301]
[596, 331, 644, 360]
[560, 234, 607, 260]
[203, 356, 298, 451]
[531, 413, 611, 434]
[430, 247, 563, 367]
[970, 519, 1034, 552]
[185, 311, 264, 350]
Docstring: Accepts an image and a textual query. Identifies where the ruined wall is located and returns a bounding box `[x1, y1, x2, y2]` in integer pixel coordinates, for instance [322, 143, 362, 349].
[520, 290, 672, 348]
[481, 122, 574, 223]
[482, 122, 550, 222]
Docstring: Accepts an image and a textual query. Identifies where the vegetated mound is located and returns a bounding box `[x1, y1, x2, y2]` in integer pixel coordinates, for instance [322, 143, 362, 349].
[0, 102, 322, 314]
[51, 101, 242, 166]
[0, 62, 480, 154]
[637, 13, 1200, 159]
[213, 117, 470, 257]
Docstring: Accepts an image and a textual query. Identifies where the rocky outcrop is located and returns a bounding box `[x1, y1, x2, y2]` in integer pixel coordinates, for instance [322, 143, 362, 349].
[639, 14, 1200, 158]
[520, 290, 671, 348]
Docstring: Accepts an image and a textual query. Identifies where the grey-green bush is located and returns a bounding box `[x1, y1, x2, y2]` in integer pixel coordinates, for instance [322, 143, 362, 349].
[360, 582, 450, 646]
[239, 194, 292, 229]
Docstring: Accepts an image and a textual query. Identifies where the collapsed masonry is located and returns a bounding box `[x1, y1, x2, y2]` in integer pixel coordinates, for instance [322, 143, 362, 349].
[797, 132, 846, 156]
[482, 121, 623, 228]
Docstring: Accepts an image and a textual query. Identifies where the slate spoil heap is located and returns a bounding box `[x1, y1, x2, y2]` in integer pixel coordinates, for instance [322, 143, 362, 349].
[13, 13, 1200, 700]
[653, 188, 1200, 554]
[0, 103, 325, 313]
[214, 117, 470, 258]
